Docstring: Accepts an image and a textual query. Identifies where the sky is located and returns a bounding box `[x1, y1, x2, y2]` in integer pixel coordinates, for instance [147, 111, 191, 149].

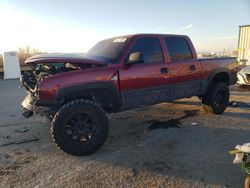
[0, 0, 249, 53]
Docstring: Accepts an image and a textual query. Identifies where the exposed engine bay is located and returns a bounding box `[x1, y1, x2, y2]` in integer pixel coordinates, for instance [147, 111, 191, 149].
[20, 52, 108, 119]
[20, 62, 98, 118]
[20, 62, 95, 95]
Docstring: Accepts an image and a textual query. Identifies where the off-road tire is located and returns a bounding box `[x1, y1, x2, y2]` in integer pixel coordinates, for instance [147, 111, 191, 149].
[51, 99, 109, 156]
[202, 82, 229, 114]
[46, 114, 54, 122]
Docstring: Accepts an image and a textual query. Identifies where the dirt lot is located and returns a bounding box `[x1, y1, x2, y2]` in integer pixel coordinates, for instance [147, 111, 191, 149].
[0, 79, 249, 188]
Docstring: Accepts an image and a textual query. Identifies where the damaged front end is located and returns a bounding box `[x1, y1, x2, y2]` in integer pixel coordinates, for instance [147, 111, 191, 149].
[21, 93, 35, 118]
[20, 53, 106, 118]
[21, 91, 58, 118]
[20, 66, 58, 118]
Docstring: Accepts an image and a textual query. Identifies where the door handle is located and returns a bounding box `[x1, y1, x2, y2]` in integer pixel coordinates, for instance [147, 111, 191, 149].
[189, 65, 196, 71]
[160, 67, 168, 74]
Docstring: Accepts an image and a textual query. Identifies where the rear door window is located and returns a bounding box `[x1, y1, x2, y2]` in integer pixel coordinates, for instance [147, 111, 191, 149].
[165, 37, 193, 61]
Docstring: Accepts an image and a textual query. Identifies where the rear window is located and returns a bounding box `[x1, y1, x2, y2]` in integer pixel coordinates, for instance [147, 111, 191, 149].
[165, 37, 193, 61]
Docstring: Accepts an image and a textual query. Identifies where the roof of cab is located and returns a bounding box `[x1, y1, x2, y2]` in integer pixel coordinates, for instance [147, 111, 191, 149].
[104, 33, 189, 41]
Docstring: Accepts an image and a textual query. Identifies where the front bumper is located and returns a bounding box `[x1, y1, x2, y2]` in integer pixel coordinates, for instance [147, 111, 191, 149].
[22, 93, 36, 111]
[22, 93, 59, 118]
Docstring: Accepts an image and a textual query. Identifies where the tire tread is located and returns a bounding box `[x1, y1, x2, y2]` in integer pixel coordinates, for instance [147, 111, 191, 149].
[51, 99, 108, 156]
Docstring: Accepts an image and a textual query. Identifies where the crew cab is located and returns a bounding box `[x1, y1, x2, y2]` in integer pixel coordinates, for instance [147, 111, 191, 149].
[20, 34, 238, 156]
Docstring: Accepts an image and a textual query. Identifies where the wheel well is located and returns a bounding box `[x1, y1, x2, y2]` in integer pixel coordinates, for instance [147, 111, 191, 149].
[61, 89, 120, 113]
[212, 72, 229, 85]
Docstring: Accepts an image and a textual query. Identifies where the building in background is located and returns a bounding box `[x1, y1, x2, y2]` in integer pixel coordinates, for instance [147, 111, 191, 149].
[237, 25, 250, 86]
[238, 25, 250, 65]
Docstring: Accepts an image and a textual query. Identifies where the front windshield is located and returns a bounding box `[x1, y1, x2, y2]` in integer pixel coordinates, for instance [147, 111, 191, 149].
[84, 37, 129, 64]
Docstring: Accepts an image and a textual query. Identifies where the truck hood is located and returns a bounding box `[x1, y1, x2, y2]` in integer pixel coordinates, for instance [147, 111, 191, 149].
[25, 53, 105, 66]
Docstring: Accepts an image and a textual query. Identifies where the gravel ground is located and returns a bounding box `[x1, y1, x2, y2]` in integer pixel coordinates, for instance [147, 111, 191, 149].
[0, 79, 249, 188]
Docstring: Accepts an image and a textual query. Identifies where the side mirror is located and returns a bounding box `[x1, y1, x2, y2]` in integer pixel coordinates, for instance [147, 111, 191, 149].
[126, 52, 144, 65]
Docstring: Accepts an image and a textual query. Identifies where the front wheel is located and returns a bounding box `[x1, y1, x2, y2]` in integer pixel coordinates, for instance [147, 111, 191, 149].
[51, 99, 109, 156]
[202, 82, 229, 114]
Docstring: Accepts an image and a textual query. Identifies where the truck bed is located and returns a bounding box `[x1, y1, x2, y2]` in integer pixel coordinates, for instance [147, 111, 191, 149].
[199, 57, 238, 84]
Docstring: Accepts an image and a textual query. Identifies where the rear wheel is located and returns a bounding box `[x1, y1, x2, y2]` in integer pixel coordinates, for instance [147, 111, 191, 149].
[51, 99, 109, 156]
[202, 82, 229, 114]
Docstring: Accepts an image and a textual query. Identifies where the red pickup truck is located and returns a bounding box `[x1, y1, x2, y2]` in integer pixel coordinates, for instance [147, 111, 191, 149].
[21, 34, 238, 155]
